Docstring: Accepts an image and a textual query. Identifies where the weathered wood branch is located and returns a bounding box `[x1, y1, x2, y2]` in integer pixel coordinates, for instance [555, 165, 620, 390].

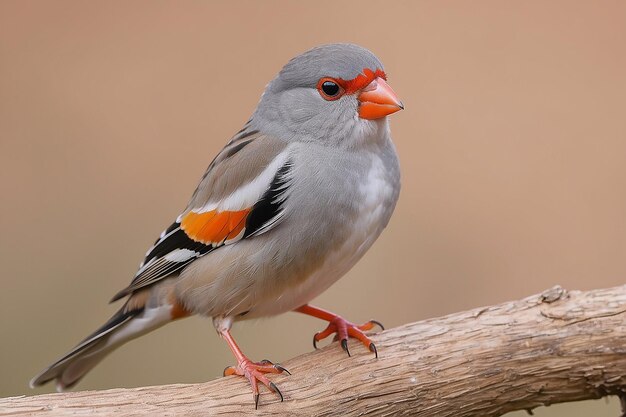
[3, 285, 626, 416]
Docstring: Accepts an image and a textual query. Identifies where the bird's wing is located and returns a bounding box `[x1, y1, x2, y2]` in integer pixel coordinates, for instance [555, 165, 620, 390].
[110, 129, 293, 301]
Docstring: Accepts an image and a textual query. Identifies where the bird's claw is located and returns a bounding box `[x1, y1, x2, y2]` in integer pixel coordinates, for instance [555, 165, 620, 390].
[364, 319, 385, 331]
[369, 342, 378, 359]
[340, 338, 350, 357]
[223, 358, 288, 408]
[311, 316, 383, 358]
[258, 359, 291, 375]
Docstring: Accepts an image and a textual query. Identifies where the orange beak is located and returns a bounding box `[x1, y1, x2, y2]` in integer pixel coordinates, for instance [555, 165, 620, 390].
[358, 77, 404, 120]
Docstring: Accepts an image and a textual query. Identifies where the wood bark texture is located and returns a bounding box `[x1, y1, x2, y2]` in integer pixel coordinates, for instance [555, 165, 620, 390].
[2, 285, 626, 417]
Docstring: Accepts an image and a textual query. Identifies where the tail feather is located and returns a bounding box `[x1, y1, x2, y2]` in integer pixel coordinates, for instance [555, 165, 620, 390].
[30, 303, 172, 391]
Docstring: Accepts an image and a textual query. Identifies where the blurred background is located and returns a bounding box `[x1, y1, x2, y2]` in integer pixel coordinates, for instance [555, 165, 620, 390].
[1, 1, 624, 415]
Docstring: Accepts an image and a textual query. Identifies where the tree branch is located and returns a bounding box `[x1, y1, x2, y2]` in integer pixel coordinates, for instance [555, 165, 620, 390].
[3, 285, 626, 416]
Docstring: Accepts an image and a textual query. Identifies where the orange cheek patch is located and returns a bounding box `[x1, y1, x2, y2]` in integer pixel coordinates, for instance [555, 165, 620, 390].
[181, 209, 250, 245]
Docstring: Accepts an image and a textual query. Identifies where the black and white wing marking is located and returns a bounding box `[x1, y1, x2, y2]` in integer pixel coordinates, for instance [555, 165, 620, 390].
[110, 153, 293, 302]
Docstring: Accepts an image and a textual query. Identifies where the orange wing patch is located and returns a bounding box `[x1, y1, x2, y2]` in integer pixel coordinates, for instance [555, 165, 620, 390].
[181, 209, 250, 245]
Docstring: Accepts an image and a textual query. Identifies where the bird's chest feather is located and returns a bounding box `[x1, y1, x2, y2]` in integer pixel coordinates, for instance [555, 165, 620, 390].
[320, 150, 400, 277]
[250, 148, 400, 317]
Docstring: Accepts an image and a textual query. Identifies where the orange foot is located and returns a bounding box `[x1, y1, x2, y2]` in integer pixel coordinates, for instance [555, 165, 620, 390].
[223, 359, 290, 408]
[220, 329, 290, 409]
[295, 304, 384, 358]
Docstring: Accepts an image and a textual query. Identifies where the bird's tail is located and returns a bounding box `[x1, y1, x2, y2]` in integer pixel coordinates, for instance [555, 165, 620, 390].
[30, 302, 173, 391]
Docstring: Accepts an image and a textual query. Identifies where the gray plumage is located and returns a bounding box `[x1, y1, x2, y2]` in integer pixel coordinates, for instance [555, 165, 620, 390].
[30, 43, 401, 393]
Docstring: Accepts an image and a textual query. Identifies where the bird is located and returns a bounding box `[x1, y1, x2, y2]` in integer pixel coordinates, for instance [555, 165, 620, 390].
[30, 43, 403, 408]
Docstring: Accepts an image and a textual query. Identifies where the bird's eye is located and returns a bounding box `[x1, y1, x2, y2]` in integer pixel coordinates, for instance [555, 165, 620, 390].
[317, 78, 344, 101]
[322, 81, 339, 96]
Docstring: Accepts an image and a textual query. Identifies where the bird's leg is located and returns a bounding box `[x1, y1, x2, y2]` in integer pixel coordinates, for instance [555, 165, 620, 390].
[219, 328, 290, 408]
[294, 304, 384, 358]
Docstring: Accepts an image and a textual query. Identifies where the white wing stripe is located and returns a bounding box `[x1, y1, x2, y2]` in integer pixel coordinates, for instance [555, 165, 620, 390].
[164, 248, 200, 262]
[195, 150, 291, 213]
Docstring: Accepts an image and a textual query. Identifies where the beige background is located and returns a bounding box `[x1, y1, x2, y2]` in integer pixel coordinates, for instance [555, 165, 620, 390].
[1, 1, 624, 415]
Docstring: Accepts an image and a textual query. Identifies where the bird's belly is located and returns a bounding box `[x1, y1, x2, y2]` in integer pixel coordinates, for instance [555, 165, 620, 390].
[246, 153, 399, 318]
[245, 227, 377, 318]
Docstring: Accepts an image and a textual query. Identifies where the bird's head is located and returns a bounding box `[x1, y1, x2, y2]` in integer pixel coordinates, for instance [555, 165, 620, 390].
[252, 44, 403, 146]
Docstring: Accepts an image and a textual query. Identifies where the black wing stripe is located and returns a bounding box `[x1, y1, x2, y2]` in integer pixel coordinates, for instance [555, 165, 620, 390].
[110, 225, 213, 301]
[244, 160, 292, 238]
[144, 228, 209, 264]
